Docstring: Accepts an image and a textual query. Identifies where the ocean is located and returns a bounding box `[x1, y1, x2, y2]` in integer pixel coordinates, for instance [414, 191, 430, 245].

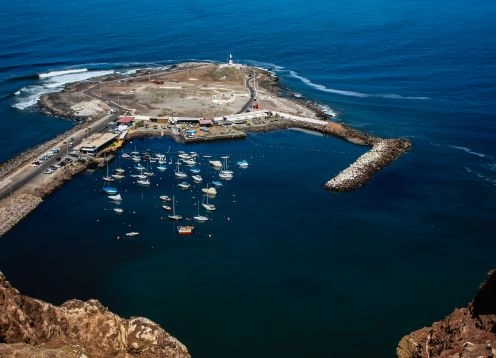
[1, 0, 495, 356]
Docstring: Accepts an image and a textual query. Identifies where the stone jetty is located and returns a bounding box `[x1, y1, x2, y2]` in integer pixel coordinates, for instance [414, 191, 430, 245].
[325, 139, 412, 192]
[0, 194, 43, 237]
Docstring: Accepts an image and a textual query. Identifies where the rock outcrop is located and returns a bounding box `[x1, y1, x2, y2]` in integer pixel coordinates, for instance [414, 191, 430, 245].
[0, 272, 190, 357]
[397, 269, 496, 358]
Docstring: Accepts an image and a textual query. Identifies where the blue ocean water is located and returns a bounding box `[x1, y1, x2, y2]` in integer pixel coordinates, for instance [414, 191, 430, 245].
[0, 0, 495, 356]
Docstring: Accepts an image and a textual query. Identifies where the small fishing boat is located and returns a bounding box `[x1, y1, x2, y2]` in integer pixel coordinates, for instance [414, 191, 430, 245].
[160, 195, 171, 201]
[177, 225, 194, 235]
[178, 182, 191, 190]
[113, 208, 123, 214]
[102, 185, 118, 195]
[209, 160, 222, 168]
[178, 153, 191, 160]
[115, 168, 125, 174]
[162, 205, 172, 211]
[219, 171, 233, 180]
[211, 181, 223, 187]
[134, 163, 145, 171]
[157, 165, 167, 171]
[190, 168, 201, 174]
[111, 174, 125, 179]
[237, 160, 249, 168]
[125, 232, 139, 237]
[137, 178, 150, 186]
[121, 153, 131, 159]
[108, 193, 122, 201]
[183, 159, 196, 166]
[202, 186, 217, 195]
[192, 174, 203, 183]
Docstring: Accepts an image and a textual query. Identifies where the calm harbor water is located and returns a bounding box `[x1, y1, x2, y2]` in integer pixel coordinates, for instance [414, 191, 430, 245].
[1, 0, 495, 356]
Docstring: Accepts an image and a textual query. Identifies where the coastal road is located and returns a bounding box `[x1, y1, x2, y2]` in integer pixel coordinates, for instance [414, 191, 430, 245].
[0, 112, 119, 201]
[238, 74, 257, 114]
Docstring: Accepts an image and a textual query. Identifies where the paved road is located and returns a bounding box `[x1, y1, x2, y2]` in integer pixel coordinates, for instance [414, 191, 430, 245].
[0, 111, 119, 201]
[238, 74, 257, 114]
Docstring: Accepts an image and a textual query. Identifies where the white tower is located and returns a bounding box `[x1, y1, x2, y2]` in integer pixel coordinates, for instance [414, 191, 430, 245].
[228, 53, 233, 66]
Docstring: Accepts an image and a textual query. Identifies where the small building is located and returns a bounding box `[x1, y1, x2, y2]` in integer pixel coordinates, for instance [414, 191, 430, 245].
[74, 133, 118, 155]
[199, 119, 213, 127]
[117, 116, 135, 125]
[170, 117, 202, 125]
[185, 129, 196, 138]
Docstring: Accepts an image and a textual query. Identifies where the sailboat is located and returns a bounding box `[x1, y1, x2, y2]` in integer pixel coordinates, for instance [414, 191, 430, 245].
[103, 162, 114, 182]
[219, 157, 233, 180]
[194, 201, 209, 222]
[108, 193, 122, 201]
[167, 195, 183, 220]
[174, 161, 187, 179]
[202, 194, 216, 211]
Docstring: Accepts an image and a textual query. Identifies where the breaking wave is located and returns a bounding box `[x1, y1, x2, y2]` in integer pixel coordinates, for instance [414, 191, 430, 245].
[449, 145, 489, 159]
[287, 70, 430, 100]
[13, 68, 114, 110]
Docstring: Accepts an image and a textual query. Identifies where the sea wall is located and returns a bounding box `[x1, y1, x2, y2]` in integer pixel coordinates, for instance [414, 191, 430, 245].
[325, 139, 411, 191]
[0, 194, 43, 237]
[0, 272, 190, 357]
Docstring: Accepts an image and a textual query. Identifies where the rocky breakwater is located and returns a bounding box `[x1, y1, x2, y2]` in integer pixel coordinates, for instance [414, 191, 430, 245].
[397, 269, 496, 358]
[0, 272, 190, 357]
[325, 139, 411, 192]
[0, 194, 43, 237]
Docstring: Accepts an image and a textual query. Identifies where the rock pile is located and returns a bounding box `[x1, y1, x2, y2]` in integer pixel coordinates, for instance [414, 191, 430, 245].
[0, 194, 43, 237]
[0, 272, 190, 357]
[325, 139, 411, 192]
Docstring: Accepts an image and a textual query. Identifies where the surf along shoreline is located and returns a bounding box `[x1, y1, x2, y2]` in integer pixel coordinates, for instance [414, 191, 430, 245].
[0, 61, 411, 237]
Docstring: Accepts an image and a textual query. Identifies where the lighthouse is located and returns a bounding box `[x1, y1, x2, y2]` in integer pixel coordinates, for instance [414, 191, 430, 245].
[228, 53, 233, 66]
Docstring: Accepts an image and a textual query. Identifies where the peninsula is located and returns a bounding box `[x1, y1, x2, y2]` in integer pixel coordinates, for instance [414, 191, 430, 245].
[0, 61, 411, 237]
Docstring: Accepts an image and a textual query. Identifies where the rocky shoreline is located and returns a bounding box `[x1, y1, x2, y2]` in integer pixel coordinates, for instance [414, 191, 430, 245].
[397, 269, 496, 358]
[0, 272, 190, 357]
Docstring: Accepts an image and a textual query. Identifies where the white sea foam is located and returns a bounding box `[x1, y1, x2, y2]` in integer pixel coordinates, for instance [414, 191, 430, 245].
[465, 166, 496, 186]
[38, 68, 88, 79]
[287, 70, 430, 100]
[315, 104, 337, 117]
[14, 69, 114, 110]
[449, 145, 488, 159]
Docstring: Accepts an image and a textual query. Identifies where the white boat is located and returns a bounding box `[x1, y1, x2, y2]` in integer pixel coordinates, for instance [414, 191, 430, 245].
[125, 231, 139, 237]
[183, 159, 196, 166]
[102, 185, 118, 195]
[137, 178, 150, 186]
[103, 162, 114, 182]
[175, 162, 188, 178]
[143, 171, 154, 176]
[177, 225, 194, 235]
[178, 153, 190, 160]
[113, 208, 123, 214]
[115, 168, 125, 174]
[167, 195, 183, 221]
[134, 163, 145, 171]
[219, 171, 233, 180]
[192, 174, 203, 183]
[202, 194, 216, 211]
[237, 160, 249, 168]
[160, 195, 171, 201]
[157, 165, 167, 171]
[178, 182, 191, 190]
[121, 153, 131, 159]
[201, 186, 217, 195]
[108, 193, 122, 201]
[211, 181, 223, 187]
[219, 157, 234, 179]
[209, 160, 222, 168]
[131, 156, 141, 162]
[190, 168, 201, 174]
[162, 205, 172, 211]
[194, 201, 209, 222]
[111, 174, 125, 179]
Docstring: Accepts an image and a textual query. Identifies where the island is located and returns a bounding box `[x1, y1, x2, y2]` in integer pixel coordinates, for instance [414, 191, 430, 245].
[0, 60, 411, 237]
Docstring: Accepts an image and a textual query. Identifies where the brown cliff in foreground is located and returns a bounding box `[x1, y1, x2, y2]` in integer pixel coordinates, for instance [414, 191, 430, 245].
[397, 269, 496, 358]
[0, 272, 190, 357]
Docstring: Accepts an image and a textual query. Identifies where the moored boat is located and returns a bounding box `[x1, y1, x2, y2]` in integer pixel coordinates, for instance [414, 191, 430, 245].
[113, 208, 123, 214]
[125, 231, 139, 237]
[108, 193, 122, 201]
[167, 195, 183, 221]
[178, 182, 191, 190]
[237, 160, 249, 168]
[177, 225, 194, 235]
[192, 174, 203, 183]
